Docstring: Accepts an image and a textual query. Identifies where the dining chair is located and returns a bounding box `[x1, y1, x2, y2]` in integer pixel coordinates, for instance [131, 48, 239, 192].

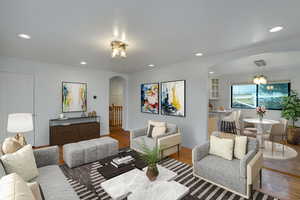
[268, 118, 288, 153]
[240, 117, 257, 137]
[235, 110, 242, 134]
[244, 120, 258, 133]
[220, 110, 239, 134]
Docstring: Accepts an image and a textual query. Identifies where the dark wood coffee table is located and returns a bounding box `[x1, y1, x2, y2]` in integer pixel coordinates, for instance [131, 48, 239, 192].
[97, 149, 147, 179]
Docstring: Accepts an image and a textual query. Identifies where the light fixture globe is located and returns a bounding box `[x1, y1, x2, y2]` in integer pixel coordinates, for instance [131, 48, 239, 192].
[111, 40, 128, 58]
[253, 75, 267, 85]
[259, 75, 267, 84]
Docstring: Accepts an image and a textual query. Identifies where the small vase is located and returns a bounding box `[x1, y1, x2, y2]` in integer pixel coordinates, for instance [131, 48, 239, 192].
[146, 164, 159, 181]
[258, 115, 263, 121]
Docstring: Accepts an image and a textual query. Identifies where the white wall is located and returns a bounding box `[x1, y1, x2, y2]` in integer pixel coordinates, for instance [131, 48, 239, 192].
[127, 60, 209, 149]
[0, 56, 127, 146]
[214, 67, 300, 125]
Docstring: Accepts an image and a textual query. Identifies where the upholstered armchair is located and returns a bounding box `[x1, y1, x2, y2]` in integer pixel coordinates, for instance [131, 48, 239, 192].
[130, 123, 181, 158]
[192, 132, 263, 199]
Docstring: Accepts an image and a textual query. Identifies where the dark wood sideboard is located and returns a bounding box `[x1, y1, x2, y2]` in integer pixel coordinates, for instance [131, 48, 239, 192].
[50, 116, 100, 145]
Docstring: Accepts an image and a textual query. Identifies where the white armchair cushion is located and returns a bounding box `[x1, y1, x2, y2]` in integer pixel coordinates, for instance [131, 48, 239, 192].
[234, 136, 247, 159]
[26, 182, 43, 200]
[209, 135, 234, 160]
[147, 120, 166, 138]
[1, 145, 39, 182]
[0, 173, 35, 200]
[215, 132, 247, 160]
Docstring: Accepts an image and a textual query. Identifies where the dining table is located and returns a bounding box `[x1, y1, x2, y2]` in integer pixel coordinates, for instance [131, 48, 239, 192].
[243, 118, 280, 148]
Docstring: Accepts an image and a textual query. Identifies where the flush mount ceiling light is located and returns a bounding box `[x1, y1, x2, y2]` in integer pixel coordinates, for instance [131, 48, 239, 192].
[148, 64, 155, 67]
[17, 33, 31, 39]
[111, 40, 128, 58]
[195, 52, 203, 57]
[80, 61, 87, 65]
[253, 59, 268, 85]
[269, 26, 283, 33]
[209, 71, 214, 74]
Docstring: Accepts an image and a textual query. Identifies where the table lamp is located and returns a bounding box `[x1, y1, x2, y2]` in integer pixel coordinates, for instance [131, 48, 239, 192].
[7, 113, 33, 145]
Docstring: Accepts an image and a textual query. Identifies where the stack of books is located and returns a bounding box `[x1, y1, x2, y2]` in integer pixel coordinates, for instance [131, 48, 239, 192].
[111, 156, 135, 168]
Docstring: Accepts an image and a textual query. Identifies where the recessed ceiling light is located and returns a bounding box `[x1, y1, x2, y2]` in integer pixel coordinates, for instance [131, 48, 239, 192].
[269, 26, 283, 33]
[148, 64, 155, 67]
[195, 52, 203, 57]
[209, 71, 215, 74]
[80, 61, 87, 65]
[17, 34, 31, 39]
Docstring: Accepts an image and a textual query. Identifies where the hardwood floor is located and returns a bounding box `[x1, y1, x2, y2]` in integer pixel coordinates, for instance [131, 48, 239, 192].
[108, 129, 300, 200]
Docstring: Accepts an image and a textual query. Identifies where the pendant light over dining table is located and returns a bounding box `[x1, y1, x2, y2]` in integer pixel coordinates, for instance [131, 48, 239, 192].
[253, 60, 268, 85]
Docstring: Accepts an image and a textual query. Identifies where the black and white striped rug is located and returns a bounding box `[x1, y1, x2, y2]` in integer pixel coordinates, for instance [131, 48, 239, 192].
[60, 158, 279, 200]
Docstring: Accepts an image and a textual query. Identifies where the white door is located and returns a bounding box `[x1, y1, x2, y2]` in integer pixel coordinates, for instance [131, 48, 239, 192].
[0, 72, 35, 145]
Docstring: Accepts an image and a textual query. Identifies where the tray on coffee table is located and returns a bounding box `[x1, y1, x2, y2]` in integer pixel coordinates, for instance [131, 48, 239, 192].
[97, 149, 147, 179]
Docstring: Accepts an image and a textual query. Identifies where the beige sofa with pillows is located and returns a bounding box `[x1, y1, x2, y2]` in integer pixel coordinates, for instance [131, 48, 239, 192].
[192, 131, 263, 199]
[130, 120, 181, 158]
[0, 138, 79, 200]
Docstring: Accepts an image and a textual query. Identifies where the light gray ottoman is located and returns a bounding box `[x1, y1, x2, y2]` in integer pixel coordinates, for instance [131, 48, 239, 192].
[63, 137, 119, 168]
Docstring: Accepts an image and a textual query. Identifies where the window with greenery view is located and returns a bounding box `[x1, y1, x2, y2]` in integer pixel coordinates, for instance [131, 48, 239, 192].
[231, 82, 290, 110]
[232, 84, 257, 109]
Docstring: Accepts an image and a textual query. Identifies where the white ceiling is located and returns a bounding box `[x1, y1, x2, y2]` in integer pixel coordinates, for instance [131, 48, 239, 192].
[210, 51, 300, 75]
[1, 0, 300, 73]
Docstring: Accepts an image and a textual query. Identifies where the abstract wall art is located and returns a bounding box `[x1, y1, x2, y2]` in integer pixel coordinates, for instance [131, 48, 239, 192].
[141, 83, 159, 114]
[161, 80, 186, 117]
[62, 82, 87, 112]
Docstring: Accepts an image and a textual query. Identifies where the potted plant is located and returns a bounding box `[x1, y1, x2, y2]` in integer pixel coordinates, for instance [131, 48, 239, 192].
[139, 143, 160, 181]
[256, 106, 266, 121]
[281, 90, 300, 144]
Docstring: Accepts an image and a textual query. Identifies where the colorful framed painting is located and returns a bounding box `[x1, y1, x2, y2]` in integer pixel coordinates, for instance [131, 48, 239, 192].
[62, 82, 87, 113]
[141, 83, 159, 114]
[161, 80, 186, 117]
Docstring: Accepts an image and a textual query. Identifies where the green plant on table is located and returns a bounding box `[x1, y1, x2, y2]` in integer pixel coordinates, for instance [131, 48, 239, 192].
[138, 141, 161, 181]
[139, 142, 160, 167]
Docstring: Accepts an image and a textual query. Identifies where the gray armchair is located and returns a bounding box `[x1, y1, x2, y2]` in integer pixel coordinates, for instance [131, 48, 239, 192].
[192, 132, 263, 199]
[130, 123, 181, 158]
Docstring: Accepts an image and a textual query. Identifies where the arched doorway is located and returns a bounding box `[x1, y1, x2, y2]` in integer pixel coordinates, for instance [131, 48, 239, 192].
[109, 76, 127, 132]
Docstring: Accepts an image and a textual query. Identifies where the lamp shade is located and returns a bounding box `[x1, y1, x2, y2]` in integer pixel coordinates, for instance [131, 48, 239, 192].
[7, 113, 33, 133]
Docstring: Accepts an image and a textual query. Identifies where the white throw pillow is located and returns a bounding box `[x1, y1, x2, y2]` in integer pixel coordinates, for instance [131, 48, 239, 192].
[147, 120, 167, 138]
[234, 136, 247, 159]
[209, 135, 234, 160]
[1, 145, 39, 182]
[0, 173, 35, 200]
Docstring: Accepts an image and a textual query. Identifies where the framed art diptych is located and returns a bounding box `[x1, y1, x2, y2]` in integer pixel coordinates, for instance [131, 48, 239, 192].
[62, 82, 87, 113]
[141, 83, 159, 114]
[161, 80, 186, 117]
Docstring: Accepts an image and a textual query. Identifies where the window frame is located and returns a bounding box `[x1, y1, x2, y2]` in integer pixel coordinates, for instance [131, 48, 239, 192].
[231, 82, 291, 110]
